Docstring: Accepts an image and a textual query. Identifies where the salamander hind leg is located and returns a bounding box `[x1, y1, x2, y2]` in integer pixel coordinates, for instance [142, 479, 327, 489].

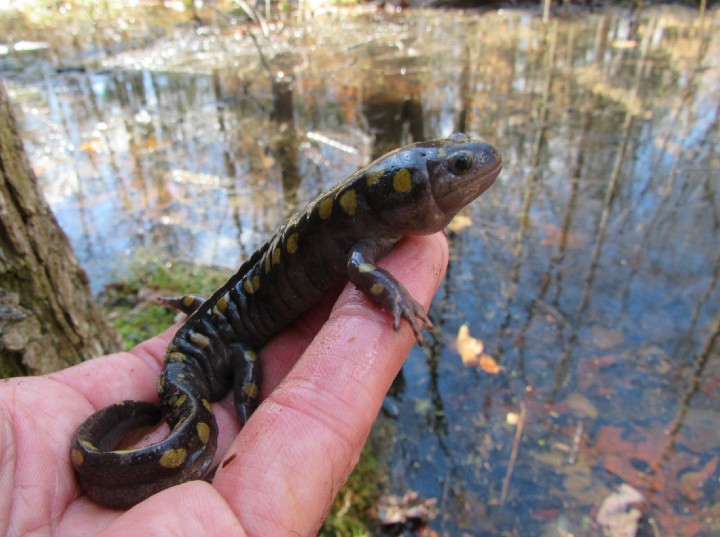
[157, 295, 206, 316]
[347, 245, 434, 346]
[229, 343, 262, 425]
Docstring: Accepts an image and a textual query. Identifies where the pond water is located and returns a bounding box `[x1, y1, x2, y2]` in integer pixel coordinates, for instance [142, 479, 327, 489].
[3, 5, 719, 536]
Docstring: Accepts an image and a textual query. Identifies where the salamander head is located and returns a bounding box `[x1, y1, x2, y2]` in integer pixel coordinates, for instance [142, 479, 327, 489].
[359, 133, 502, 234]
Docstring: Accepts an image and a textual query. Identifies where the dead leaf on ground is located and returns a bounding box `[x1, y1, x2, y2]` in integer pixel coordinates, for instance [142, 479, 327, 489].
[456, 324, 504, 374]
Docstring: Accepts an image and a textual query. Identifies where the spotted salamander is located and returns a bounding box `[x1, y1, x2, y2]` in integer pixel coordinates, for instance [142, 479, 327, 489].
[71, 133, 502, 509]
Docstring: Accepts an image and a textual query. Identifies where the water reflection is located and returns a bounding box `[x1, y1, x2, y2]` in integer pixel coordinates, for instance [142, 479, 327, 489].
[6, 6, 719, 536]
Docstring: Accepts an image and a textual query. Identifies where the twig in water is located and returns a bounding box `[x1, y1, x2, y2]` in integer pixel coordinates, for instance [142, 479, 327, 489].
[500, 402, 526, 504]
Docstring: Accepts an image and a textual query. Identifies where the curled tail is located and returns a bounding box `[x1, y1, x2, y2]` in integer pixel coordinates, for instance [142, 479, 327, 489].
[71, 387, 217, 509]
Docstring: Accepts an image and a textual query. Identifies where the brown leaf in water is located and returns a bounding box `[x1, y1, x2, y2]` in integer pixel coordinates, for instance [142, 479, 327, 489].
[563, 392, 599, 419]
[591, 326, 625, 350]
[679, 456, 718, 502]
[457, 324, 483, 365]
[456, 324, 503, 374]
[540, 223, 587, 249]
[478, 353, 504, 374]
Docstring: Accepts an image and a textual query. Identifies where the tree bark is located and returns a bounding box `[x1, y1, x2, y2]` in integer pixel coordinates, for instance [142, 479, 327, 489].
[0, 81, 121, 377]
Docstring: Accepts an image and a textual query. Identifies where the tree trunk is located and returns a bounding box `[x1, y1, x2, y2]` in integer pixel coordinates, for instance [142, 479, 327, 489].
[0, 81, 121, 378]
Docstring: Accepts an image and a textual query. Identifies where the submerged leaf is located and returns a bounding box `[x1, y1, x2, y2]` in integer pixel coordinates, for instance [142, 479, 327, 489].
[456, 324, 503, 374]
[478, 353, 504, 374]
[457, 324, 483, 365]
[679, 456, 718, 502]
[591, 326, 625, 350]
[596, 484, 647, 537]
[540, 223, 587, 249]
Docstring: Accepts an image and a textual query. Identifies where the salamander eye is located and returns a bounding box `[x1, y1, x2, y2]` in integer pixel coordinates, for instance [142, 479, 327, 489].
[448, 151, 475, 175]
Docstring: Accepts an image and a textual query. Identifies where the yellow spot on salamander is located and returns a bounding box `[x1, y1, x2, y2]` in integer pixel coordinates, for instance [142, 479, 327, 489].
[264, 253, 272, 273]
[339, 189, 357, 216]
[437, 147, 447, 157]
[175, 394, 187, 407]
[359, 263, 376, 273]
[202, 399, 212, 412]
[252, 274, 260, 291]
[370, 283, 385, 295]
[167, 351, 187, 362]
[246, 350, 258, 362]
[243, 278, 254, 294]
[272, 247, 282, 266]
[80, 440, 98, 451]
[182, 295, 196, 308]
[214, 293, 229, 314]
[392, 168, 412, 193]
[243, 382, 259, 399]
[366, 167, 384, 186]
[71, 449, 84, 466]
[196, 422, 211, 444]
[177, 373, 185, 380]
[286, 232, 299, 255]
[318, 197, 333, 219]
[189, 332, 210, 349]
[159, 448, 187, 469]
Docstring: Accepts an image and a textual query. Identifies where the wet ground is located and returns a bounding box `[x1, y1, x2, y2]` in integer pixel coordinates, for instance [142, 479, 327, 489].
[2, 4, 719, 536]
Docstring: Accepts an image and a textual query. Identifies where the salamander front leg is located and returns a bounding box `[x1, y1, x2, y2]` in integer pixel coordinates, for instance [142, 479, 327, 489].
[347, 244, 433, 346]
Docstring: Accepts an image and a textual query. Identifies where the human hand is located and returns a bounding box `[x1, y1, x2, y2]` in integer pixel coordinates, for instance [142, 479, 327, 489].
[0, 233, 448, 537]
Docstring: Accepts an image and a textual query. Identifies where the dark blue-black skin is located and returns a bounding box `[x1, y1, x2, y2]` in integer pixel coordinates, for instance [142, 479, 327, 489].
[71, 133, 502, 509]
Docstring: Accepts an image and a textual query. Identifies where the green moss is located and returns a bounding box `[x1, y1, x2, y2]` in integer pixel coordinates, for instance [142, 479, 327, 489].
[320, 425, 386, 537]
[101, 255, 229, 350]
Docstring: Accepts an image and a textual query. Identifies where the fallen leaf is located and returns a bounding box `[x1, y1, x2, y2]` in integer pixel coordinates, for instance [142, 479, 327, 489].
[446, 214, 473, 234]
[679, 456, 718, 502]
[478, 353, 504, 374]
[596, 484, 647, 537]
[591, 326, 625, 350]
[78, 139, 103, 153]
[457, 324, 484, 365]
[540, 223, 587, 249]
[456, 324, 504, 373]
[564, 392, 599, 419]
